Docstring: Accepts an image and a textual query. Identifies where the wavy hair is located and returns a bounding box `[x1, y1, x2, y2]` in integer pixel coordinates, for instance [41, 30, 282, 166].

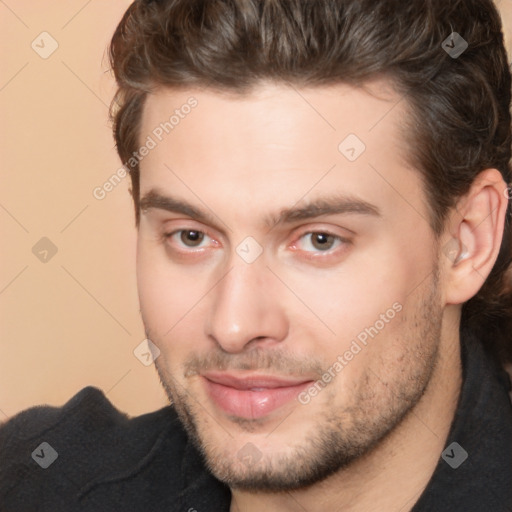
[108, 0, 512, 365]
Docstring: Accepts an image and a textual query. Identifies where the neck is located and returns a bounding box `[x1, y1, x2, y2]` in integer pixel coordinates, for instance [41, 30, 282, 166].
[230, 324, 463, 512]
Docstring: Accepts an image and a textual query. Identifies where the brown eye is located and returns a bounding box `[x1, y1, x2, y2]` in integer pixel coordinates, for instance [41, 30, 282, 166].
[179, 230, 205, 247]
[299, 232, 341, 252]
[310, 233, 336, 251]
[290, 230, 352, 263]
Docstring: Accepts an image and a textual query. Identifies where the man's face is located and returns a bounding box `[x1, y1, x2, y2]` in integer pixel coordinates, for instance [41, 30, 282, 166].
[136, 82, 443, 490]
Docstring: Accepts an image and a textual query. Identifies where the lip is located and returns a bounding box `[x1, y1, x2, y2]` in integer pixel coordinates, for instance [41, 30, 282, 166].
[202, 372, 313, 420]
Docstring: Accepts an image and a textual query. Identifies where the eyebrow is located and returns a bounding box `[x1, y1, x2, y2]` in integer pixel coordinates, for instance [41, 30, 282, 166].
[139, 189, 381, 231]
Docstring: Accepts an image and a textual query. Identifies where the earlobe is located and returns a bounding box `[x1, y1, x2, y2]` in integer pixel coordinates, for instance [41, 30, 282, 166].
[443, 168, 508, 305]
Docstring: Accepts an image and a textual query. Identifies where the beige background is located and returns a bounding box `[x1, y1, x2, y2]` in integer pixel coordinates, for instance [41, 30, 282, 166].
[1, 1, 512, 421]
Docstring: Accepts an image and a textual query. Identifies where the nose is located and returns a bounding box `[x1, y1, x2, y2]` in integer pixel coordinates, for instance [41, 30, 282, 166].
[205, 258, 289, 353]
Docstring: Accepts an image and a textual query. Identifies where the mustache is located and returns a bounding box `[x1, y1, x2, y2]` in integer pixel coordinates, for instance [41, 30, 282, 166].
[182, 347, 325, 379]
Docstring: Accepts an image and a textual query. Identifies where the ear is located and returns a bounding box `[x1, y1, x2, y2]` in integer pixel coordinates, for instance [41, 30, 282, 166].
[442, 168, 509, 305]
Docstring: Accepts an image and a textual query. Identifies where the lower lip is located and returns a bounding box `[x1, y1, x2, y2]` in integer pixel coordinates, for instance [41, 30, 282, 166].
[203, 378, 312, 420]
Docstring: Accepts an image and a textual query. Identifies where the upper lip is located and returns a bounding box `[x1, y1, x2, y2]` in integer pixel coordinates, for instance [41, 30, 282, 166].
[202, 371, 313, 390]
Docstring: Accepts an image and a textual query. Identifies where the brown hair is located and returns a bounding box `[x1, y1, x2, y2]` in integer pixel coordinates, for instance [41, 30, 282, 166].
[108, 0, 512, 365]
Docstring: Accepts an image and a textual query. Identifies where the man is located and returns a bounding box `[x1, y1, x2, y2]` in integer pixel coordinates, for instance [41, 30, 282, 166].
[1, 0, 511, 510]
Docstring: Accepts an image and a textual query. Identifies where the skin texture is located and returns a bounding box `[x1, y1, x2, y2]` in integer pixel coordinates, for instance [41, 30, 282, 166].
[135, 81, 508, 511]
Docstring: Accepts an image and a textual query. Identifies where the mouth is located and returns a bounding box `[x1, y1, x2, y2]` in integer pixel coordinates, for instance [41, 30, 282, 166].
[201, 371, 314, 420]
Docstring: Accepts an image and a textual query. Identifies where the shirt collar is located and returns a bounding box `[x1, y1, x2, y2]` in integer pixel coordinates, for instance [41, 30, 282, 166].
[411, 332, 512, 510]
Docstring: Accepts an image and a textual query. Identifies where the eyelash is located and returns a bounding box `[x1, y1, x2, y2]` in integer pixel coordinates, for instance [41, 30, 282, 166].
[162, 228, 351, 260]
[291, 231, 350, 259]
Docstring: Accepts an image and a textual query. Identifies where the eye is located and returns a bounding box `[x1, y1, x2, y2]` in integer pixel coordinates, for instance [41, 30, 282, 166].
[165, 229, 212, 249]
[293, 231, 348, 254]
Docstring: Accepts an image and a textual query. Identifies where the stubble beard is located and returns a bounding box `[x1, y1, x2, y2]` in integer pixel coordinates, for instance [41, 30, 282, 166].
[150, 273, 443, 492]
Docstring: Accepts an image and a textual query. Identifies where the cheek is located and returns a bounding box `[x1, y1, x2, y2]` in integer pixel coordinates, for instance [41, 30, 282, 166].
[281, 251, 412, 343]
[136, 240, 215, 366]
[136, 242, 188, 335]
[136, 262, 193, 369]
[281, 236, 432, 371]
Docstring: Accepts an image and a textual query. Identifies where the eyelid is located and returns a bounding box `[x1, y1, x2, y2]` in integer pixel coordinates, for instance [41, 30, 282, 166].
[161, 217, 217, 238]
[290, 227, 353, 263]
[162, 222, 352, 258]
[294, 230, 349, 245]
[150, 210, 229, 240]
[164, 227, 218, 249]
[293, 222, 353, 239]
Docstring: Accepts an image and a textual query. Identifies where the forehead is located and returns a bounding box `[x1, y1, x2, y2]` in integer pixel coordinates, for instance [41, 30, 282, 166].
[140, 80, 406, 157]
[137, 80, 426, 230]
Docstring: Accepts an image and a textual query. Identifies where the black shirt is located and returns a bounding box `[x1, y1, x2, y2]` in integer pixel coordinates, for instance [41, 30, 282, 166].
[1, 333, 511, 512]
